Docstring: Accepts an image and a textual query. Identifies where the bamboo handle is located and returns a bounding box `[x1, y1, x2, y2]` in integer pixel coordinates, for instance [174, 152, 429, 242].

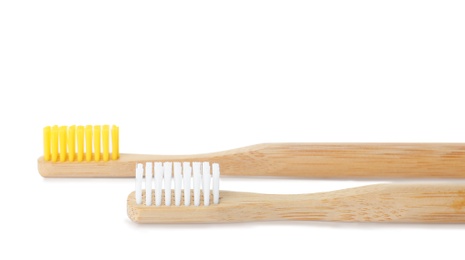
[269, 183, 465, 222]
[39, 143, 465, 178]
[228, 143, 465, 178]
[127, 183, 465, 223]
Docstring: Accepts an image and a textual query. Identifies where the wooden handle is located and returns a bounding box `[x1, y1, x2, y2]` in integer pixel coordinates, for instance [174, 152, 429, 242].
[39, 143, 465, 178]
[127, 183, 465, 223]
[226, 143, 465, 178]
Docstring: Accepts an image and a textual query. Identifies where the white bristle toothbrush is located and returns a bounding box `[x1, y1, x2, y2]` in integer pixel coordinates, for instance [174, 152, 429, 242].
[128, 162, 465, 224]
[39, 125, 465, 178]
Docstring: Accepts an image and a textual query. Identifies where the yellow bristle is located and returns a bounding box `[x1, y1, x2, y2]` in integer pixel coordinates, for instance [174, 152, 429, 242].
[43, 124, 119, 163]
[43, 126, 51, 161]
[103, 125, 109, 161]
[59, 126, 67, 162]
[85, 125, 92, 161]
[94, 125, 101, 161]
[111, 125, 119, 160]
[51, 125, 58, 162]
[68, 125, 76, 162]
[77, 126, 84, 162]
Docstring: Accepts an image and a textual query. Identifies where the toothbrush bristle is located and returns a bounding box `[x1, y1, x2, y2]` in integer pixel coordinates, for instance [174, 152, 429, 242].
[135, 163, 144, 205]
[135, 162, 220, 207]
[77, 125, 84, 161]
[111, 126, 119, 160]
[212, 163, 220, 204]
[182, 162, 192, 206]
[43, 126, 51, 161]
[174, 162, 182, 206]
[163, 162, 173, 206]
[94, 125, 101, 161]
[193, 162, 202, 206]
[59, 126, 67, 162]
[68, 126, 76, 161]
[154, 162, 163, 206]
[145, 162, 153, 206]
[85, 125, 92, 161]
[51, 125, 58, 162]
[202, 162, 211, 206]
[42, 125, 119, 162]
[102, 125, 109, 161]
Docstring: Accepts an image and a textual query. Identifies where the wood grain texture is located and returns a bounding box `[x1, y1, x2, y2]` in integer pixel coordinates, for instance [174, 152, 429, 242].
[39, 143, 465, 178]
[127, 183, 465, 223]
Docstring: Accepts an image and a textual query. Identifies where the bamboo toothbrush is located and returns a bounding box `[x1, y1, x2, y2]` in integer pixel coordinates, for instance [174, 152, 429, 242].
[128, 162, 465, 224]
[39, 125, 465, 178]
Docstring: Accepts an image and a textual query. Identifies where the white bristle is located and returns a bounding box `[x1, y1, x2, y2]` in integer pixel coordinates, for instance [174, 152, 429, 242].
[174, 162, 182, 206]
[135, 161, 220, 207]
[212, 163, 220, 204]
[193, 162, 202, 206]
[135, 163, 143, 205]
[154, 162, 163, 206]
[183, 162, 192, 206]
[202, 162, 211, 206]
[163, 162, 173, 206]
[145, 162, 153, 206]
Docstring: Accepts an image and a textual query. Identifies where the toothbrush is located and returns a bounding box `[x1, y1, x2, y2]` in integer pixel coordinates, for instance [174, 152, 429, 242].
[128, 162, 465, 223]
[39, 125, 465, 178]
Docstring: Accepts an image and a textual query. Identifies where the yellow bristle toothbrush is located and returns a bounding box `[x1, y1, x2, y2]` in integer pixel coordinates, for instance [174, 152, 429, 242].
[39, 125, 465, 178]
[128, 162, 465, 223]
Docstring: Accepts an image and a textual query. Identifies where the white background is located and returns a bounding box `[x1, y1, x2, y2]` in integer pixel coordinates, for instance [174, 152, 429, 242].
[1, 0, 465, 259]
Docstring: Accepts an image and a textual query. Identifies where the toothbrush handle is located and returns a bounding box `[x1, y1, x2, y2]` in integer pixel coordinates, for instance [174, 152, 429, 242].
[215, 143, 465, 178]
[266, 183, 465, 223]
